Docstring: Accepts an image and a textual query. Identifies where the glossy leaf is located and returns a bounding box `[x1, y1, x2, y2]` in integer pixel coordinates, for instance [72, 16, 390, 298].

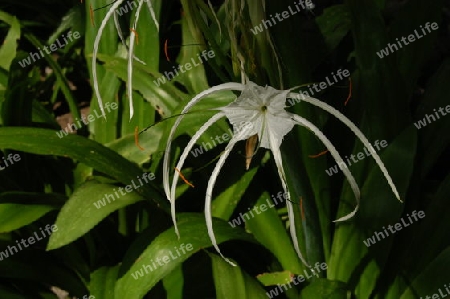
[114, 213, 255, 299]
[48, 180, 144, 250]
[210, 253, 268, 299]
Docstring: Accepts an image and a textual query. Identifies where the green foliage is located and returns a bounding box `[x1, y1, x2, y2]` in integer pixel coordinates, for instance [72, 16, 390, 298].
[0, 0, 448, 298]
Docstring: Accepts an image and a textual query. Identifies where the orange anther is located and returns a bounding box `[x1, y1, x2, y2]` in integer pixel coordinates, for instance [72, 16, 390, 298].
[308, 150, 328, 158]
[134, 126, 145, 151]
[174, 168, 195, 188]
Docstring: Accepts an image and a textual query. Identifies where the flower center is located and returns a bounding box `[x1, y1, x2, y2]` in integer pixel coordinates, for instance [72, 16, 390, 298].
[261, 105, 267, 112]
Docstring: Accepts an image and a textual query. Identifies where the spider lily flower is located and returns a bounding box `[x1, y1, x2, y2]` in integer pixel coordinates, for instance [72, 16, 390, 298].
[163, 81, 401, 268]
[92, 0, 159, 119]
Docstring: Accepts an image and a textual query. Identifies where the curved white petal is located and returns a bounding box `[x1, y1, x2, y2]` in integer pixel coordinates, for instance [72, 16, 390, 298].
[170, 112, 225, 237]
[163, 83, 244, 203]
[92, 0, 126, 118]
[128, 0, 145, 120]
[145, 0, 159, 31]
[292, 114, 360, 222]
[207, 0, 221, 41]
[205, 125, 253, 267]
[289, 92, 401, 202]
[268, 127, 311, 269]
[114, 12, 146, 65]
[113, 11, 125, 47]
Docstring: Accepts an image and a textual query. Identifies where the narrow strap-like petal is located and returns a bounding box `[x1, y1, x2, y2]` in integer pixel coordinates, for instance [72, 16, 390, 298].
[114, 11, 146, 65]
[92, 0, 127, 118]
[292, 114, 360, 222]
[145, 0, 159, 31]
[205, 125, 253, 267]
[268, 130, 311, 268]
[170, 112, 225, 237]
[127, 0, 145, 120]
[289, 92, 401, 202]
[163, 83, 244, 205]
[113, 11, 125, 49]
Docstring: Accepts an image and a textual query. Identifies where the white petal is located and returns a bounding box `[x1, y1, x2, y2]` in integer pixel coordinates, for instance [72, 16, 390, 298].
[114, 12, 146, 65]
[268, 128, 311, 268]
[145, 0, 159, 31]
[292, 114, 360, 222]
[220, 82, 295, 149]
[163, 83, 244, 203]
[207, 0, 221, 42]
[128, 0, 145, 120]
[113, 11, 124, 46]
[170, 112, 225, 237]
[92, 0, 126, 118]
[289, 92, 401, 202]
[205, 125, 253, 267]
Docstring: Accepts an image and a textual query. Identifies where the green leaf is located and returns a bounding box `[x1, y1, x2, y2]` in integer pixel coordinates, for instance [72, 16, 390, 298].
[210, 253, 268, 299]
[400, 247, 450, 299]
[156, 89, 235, 157]
[31, 100, 60, 129]
[329, 126, 417, 296]
[91, 266, 120, 299]
[133, 0, 161, 71]
[0, 127, 168, 210]
[174, 16, 210, 94]
[47, 5, 85, 45]
[256, 271, 293, 286]
[0, 191, 65, 206]
[212, 166, 259, 220]
[344, 0, 409, 137]
[300, 278, 349, 299]
[316, 5, 352, 52]
[114, 213, 255, 299]
[97, 54, 184, 117]
[0, 11, 20, 70]
[0, 203, 55, 233]
[24, 33, 81, 122]
[89, 69, 120, 144]
[48, 180, 144, 250]
[415, 58, 450, 176]
[389, 0, 444, 92]
[245, 191, 303, 274]
[106, 129, 163, 165]
[163, 265, 184, 299]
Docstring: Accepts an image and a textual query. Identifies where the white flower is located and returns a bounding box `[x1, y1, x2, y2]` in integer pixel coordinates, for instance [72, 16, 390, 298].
[163, 81, 401, 268]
